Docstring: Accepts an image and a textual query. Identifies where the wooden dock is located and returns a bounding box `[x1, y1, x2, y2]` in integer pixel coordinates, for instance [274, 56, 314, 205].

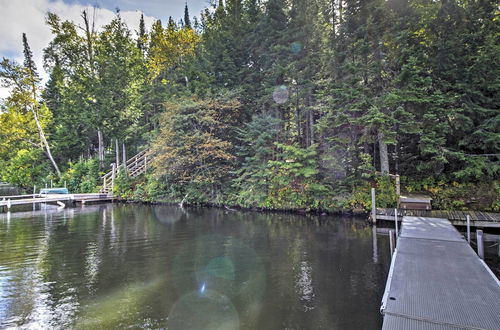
[376, 208, 500, 228]
[0, 193, 113, 210]
[381, 216, 500, 329]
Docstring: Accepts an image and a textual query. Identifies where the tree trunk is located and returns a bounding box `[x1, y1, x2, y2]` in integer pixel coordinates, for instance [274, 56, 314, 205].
[32, 109, 61, 176]
[295, 91, 301, 146]
[378, 131, 389, 174]
[308, 91, 314, 146]
[82, 10, 95, 70]
[98, 130, 104, 169]
[122, 143, 127, 174]
[115, 139, 120, 168]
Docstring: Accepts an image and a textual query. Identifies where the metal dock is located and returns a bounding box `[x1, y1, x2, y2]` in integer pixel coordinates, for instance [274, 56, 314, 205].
[381, 216, 500, 330]
[376, 208, 500, 228]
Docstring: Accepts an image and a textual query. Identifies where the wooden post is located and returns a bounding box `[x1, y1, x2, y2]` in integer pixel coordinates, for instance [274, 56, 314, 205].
[33, 185, 36, 211]
[395, 175, 400, 208]
[98, 130, 104, 169]
[115, 139, 120, 168]
[111, 163, 116, 192]
[371, 188, 376, 224]
[122, 143, 127, 174]
[389, 230, 395, 257]
[395, 174, 400, 196]
[372, 225, 378, 264]
[466, 215, 471, 244]
[477, 229, 484, 259]
[394, 208, 399, 239]
[7, 199, 11, 210]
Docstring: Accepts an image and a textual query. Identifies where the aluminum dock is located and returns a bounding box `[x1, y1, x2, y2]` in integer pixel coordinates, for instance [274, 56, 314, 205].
[380, 216, 500, 330]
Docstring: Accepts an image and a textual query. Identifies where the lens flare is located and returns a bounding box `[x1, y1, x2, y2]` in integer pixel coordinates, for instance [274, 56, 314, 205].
[152, 205, 185, 225]
[273, 85, 289, 104]
[291, 41, 302, 55]
[167, 290, 239, 330]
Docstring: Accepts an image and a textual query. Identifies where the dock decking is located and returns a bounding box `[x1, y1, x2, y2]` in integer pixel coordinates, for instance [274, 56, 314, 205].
[376, 208, 500, 227]
[0, 193, 113, 210]
[381, 216, 500, 330]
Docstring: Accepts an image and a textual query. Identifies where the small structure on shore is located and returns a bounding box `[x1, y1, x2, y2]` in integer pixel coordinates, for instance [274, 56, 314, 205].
[398, 194, 432, 210]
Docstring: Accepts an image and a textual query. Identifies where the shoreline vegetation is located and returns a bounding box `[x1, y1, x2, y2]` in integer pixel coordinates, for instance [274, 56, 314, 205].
[1, 1, 499, 213]
[110, 180, 498, 216]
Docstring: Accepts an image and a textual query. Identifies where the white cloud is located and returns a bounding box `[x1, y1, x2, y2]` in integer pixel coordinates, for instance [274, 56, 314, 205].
[0, 0, 157, 101]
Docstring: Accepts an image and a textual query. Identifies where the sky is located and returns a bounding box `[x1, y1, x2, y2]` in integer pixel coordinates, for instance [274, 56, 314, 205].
[0, 0, 210, 99]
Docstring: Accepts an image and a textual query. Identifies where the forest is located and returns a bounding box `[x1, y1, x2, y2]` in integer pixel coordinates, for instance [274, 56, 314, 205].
[0, 0, 498, 211]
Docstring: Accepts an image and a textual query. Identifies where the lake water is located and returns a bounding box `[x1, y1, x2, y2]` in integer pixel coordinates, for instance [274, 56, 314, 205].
[0, 204, 390, 329]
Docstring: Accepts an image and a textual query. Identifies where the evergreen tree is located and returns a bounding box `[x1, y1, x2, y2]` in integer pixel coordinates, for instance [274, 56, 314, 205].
[184, 3, 192, 29]
[137, 13, 147, 54]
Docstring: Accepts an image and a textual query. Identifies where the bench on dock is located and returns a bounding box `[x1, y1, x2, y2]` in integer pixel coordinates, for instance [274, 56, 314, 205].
[398, 194, 432, 210]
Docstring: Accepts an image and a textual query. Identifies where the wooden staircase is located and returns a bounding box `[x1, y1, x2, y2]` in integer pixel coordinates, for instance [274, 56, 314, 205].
[100, 149, 149, 194]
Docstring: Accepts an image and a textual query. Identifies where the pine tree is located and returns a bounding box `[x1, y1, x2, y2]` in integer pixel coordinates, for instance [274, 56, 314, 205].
[137, 13, 147, 53]
[22, 33, 38, 79]
[1, 34, 61, 176]
[184, 3, 192, 29]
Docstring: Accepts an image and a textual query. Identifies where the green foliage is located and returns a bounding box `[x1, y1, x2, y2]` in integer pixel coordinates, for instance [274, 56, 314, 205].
[112, 170, 134, 198]
[265, 143, 330, 209]
[404, 179, 499, 211]
[59, 158, 99, 193]
[346, 176, 398, 211]
[1, 1, 498, 211]
[232, 113, 281, 207]
[150, 94, 242, 202]
[0, 149, 50, 190]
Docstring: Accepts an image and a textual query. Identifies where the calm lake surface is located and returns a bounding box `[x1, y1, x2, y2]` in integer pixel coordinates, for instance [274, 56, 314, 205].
[0, 204, 390, 329]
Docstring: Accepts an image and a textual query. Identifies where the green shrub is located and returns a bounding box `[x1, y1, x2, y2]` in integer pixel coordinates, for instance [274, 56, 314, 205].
[59, 158, 99, 193]
[0, 149, 51, 190]
[345, 176, 398, 211]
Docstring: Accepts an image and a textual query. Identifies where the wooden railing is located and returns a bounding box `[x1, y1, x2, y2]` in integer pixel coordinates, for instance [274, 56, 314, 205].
[100, 149, 149, 193]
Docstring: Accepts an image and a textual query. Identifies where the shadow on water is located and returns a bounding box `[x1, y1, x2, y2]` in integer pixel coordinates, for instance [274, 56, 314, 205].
[0, 204, 391, 329]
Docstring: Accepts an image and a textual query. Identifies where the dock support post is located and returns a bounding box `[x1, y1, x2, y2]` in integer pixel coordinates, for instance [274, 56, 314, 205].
[394, 208, 399, 238]
[7, 199, 11, 211]
[372, 225, 378, 264]
[33, 185, 36, 211]
[466, 215, 471, 244]
[477, 229, 484, 259]
[371, 188, 376, 224]
[389, 230, 395, 257]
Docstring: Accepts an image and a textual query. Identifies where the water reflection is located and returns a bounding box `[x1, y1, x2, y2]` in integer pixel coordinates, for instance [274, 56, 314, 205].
[0, 204, 390, 329]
